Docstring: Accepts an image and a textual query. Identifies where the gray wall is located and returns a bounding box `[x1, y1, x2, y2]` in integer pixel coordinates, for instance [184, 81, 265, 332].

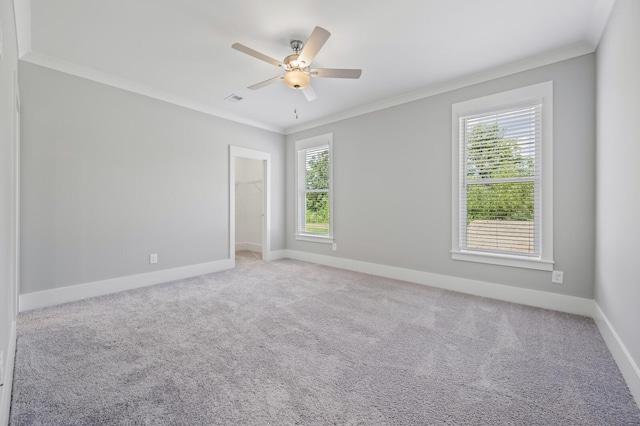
[595, 0, 640, 377]
[19, 62, 286, 295]
[0, 0, 19, 400]
[287, 54, 596, 299]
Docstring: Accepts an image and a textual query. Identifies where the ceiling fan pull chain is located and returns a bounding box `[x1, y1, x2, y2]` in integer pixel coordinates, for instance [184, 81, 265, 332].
[294, 91, 302, 119]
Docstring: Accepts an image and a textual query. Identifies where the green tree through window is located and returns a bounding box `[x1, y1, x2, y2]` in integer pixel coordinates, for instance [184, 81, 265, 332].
[463, 113, 538, 254]
[304, 148, 330, 234]
[466, 122, 534, 223]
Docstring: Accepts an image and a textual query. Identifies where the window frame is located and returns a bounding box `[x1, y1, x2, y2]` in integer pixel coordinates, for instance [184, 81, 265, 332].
[295, 133, 334, 244]
[451, 82, 554, 271]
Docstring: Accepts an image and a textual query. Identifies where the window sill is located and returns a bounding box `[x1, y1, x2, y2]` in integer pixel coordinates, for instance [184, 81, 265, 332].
[295, 234, 334, 244]
[451, 250, 554, 271]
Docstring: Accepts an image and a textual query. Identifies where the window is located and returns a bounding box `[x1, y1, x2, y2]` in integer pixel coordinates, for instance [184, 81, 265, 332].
[451, 82, 554, 271]
[295, 133, 333, 243]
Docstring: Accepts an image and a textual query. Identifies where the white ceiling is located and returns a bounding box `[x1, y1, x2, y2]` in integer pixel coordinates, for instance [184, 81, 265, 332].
[18, 0, 613, 134]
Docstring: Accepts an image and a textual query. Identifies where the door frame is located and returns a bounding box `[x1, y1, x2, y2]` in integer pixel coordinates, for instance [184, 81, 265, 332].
[13, 72, 20, 315]
[229, 146, 271, 262]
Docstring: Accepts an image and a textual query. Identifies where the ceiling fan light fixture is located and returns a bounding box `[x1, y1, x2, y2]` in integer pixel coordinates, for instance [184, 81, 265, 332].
[233, 26, 361, 101]
[284, 69, 310, 89]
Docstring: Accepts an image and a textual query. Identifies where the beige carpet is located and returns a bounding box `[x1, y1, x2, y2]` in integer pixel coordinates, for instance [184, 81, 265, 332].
[10, 253, 640, 424]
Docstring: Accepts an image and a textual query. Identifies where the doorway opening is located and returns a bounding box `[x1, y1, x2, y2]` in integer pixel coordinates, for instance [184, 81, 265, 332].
[229, 146, 271, 265]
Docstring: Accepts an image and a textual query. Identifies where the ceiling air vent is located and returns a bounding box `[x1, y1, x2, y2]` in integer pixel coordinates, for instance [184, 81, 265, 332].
[224, 94, 244, 102]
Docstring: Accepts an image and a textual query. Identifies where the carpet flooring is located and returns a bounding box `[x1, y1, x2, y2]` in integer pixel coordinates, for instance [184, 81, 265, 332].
[10, 252, 640, 425]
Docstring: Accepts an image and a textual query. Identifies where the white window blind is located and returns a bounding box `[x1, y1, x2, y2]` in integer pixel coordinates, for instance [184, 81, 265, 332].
[296, 134, 333, 241]
[460, 102, 542, 256]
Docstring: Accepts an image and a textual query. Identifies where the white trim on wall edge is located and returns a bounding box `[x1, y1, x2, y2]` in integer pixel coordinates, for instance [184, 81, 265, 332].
[235, 242, 262, 253]
[284, 42, 593, 134]
[594, 303, 640, 407]
[20, 53, 284, 134]
[279, 249, 594, 317]
[0, 320, 16, 425]
[19, 44, 594, 138]
[19, 259, 234, 312]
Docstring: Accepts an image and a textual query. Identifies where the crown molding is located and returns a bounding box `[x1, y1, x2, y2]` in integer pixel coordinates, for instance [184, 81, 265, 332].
[20, 52, 285, 134]
[14, 0, 612, 137]
[586, 0, 617, 47]
[21, 39, 595, 138]
[283, 42, 594, 135]
[12, 0, 30, 58]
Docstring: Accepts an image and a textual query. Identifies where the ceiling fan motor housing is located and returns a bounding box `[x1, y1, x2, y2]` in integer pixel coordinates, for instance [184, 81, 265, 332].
[290, 40, 303, 53]
[283, 50, 310, 89]
[284, 54, 302, 69]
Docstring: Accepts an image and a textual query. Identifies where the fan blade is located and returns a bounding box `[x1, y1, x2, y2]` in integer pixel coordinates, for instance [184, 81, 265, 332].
[232, 43, 283, 67]
[311, 68, 362, 79]
[302, 85, 317, 101]
[248, 75, 283, 90]
[298, 27, 331, 66]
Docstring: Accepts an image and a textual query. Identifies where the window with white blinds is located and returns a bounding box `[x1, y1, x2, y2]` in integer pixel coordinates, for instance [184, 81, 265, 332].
[295, 134, 333, 242]
[461, 104, 541, 256]
[451, 82, 554, 271]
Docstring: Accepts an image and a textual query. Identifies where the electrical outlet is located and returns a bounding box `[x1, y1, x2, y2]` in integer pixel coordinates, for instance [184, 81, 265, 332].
[0, 350, 4, 386]
[149, 253, 158, 264]
[552, 270, 564, 284]
[332, 243, 337, 251]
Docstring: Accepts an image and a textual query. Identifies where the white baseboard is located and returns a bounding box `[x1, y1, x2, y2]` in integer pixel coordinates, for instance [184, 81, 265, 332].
[10, 249, 639, 411]
[19, 258, 234, 312]
[0, 320, 16, 426]
[235, 242, 262, 253]
[268, 249, 287, 260]
[235, 242, 248, 252]
[594, 303, 640, 407]
[281, 250, 594, 317]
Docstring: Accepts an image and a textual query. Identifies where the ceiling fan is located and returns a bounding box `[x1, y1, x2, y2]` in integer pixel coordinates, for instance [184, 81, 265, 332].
[232, 26, 362, 101]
